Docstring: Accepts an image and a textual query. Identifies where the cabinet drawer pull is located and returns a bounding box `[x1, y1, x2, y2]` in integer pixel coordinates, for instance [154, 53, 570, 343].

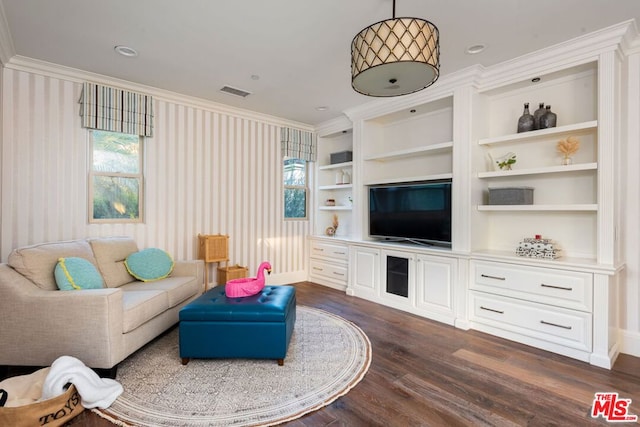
[313, 248, 324, 252]
[481, 274, 506, 281]
[480, 306, 504, 314]
[334, 251, 346, 255]
[540, 283, 573, 291]
[540, 320, 572, 330]
[312, 267, 323, 271]
[333, 272, 345, 277]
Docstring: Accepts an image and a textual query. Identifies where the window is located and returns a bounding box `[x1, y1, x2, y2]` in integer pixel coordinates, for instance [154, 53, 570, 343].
[283, 158, 308, 219]
[89, 130, 143, 222]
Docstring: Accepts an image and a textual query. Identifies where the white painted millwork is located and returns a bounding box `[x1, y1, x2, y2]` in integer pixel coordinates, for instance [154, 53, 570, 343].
[308, 238, 349, 291]
[308, 21, 640, 367]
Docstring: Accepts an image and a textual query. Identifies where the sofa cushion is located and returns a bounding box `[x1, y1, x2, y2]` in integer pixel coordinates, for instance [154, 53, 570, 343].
[124, 248, 174, 282]
[89, 237, 138, 288]
[121, 290, 169, 333]
[119, 276, 199, 308]
[54, 257, 105, 291]
[7, 240, 97, 291]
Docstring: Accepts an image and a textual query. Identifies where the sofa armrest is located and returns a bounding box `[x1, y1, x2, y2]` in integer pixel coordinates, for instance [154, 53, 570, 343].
[0, 264, 124, 368]
[172, 259, 204, 282]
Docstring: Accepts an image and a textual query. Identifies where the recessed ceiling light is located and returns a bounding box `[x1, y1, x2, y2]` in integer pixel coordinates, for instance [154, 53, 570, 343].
[114, 45, 138, 57]
[251, 75, 260, 80]
[315, 106, 328, 111]
[465, 44, 486, 54]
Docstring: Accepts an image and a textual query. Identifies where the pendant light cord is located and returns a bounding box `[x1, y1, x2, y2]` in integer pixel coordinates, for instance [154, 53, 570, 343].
[392, 0, 396, 19]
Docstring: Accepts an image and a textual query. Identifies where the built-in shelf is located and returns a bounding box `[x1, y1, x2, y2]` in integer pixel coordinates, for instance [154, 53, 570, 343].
[318, 184, 353, 190]
[477, 204, 598, 212]
[364, 141, 453, 161]
[319, 206, 352, 211]
[478, 120, 598, 146]
[318, 161, 353, 171]
[478, 162, 598, 178]
[471, 250, 608, 272]
[365, 173, 453, 186]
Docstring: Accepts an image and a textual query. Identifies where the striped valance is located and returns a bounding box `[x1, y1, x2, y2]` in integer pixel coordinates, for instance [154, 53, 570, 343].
[80, 82, 154, 136]
[281, 128, 316, 162]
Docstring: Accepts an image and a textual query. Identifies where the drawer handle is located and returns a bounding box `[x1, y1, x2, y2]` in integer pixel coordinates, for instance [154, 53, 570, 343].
[312, 267, 323, 271]
[481, 274, 506, 281]
[313, 248, 324, 252]
[540, 320, 572, 330]
[334, 252, 346, 255]
[333, 272, 345, 277]
[480, 306, 504, 314]
[540, 283, 573, 291]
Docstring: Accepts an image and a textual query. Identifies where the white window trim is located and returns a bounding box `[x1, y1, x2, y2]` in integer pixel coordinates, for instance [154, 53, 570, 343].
[283, 158, 309, 220]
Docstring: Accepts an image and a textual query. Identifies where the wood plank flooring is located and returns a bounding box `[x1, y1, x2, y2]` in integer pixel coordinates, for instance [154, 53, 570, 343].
[50, 282, 640, 425]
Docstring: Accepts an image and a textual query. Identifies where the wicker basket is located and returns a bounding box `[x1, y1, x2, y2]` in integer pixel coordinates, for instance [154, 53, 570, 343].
[218, 265, 248, 284]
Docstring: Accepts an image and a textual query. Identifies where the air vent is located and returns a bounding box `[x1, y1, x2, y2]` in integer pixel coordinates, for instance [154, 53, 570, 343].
[220, 85, 252, 98]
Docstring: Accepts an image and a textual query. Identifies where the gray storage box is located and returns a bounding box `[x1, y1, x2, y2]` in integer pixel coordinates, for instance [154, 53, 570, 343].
[488, 187, 534, 205]
[330, 150, 353, 164]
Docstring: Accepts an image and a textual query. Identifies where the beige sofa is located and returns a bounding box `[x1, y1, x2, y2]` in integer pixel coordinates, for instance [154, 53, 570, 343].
[0, 237, 203, 372]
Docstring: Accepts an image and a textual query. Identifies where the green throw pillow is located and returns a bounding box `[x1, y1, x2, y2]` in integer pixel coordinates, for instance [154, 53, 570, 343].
[54, 257, 105, 291]
[125, 248, 174, 282]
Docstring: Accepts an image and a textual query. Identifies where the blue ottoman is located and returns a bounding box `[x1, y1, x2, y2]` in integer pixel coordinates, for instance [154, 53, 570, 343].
[179, 285, 296, 365]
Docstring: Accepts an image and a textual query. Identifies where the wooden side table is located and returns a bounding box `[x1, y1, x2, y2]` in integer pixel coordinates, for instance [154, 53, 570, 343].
[197, 234, 229, 291]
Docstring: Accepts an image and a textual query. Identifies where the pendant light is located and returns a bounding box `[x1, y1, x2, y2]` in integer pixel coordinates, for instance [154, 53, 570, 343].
[351, 0, 440, 97]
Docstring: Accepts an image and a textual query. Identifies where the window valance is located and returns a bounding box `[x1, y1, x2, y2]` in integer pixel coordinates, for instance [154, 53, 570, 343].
[280, 128, 316, 162]
[80, 82, 154, 137]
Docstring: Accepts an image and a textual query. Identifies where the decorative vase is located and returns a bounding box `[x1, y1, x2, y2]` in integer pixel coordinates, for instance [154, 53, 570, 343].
[334, 171, 343, 185]
[517, 103, 534, 133]
[342, 170, 351, 184]
[539, 105, 557, 129]
[533, 102, 545, 130]
[562, 155, 572, 166]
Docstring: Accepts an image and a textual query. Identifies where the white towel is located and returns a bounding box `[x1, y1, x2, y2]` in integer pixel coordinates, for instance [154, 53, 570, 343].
[40, 356, 123, 409]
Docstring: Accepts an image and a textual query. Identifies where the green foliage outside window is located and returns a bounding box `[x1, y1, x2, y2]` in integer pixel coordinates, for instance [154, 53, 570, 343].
[284, 158, 307, 219]
[90, 130, 143, 222]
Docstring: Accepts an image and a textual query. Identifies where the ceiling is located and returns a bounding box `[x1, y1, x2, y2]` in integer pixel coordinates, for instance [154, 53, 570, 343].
[1, 0, 639, 126]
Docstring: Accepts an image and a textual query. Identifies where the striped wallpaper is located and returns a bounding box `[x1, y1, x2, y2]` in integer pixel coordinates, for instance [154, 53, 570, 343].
[0, 68, 310, 283]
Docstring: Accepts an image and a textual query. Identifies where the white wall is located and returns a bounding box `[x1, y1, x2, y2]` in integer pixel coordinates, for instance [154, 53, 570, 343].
[0, 66, 310, 284]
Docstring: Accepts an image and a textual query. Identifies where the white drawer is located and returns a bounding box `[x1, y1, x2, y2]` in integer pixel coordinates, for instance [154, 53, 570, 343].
[471, 261, 592, 312]
[310, 240, 349, 262]
[470, 292, 592, 352]
[309, 259, 348, 285]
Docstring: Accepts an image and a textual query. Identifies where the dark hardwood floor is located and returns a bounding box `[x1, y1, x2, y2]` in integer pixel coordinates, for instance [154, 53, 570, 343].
[40, 282, 640, 425]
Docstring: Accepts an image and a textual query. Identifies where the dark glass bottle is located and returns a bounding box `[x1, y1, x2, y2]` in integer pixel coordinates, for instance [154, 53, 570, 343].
[517, 103, 534, 133]
[533, 102, 545, 130]
[539, 105, 557, 129]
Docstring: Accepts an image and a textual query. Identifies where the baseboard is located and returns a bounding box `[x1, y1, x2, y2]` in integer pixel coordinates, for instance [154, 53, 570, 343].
[267, 270, 307, 285]
[620, 329, 640, 357]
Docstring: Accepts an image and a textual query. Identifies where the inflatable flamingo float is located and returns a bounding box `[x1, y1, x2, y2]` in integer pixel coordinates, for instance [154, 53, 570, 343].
[225, 261, 272, 298]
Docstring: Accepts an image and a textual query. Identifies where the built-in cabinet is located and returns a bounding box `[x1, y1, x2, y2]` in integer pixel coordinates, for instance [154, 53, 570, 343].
[308, 22, 633, 369]
[347, 242, 458, 325]
[308, 238, 349, 291]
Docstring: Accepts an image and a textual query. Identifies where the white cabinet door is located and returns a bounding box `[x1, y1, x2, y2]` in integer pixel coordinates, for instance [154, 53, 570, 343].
[415, 254, 457, 324]
[380, 249, 415, 305]
[349, 246, 380, 299]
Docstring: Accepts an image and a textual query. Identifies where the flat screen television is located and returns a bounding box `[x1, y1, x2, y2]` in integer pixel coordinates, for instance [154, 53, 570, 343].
[368, 180, 452, 247]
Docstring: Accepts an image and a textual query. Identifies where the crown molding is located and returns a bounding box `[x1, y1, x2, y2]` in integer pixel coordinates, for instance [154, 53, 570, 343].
[343, 64, 484, 123]
[4, 55, 314, 131]
[315, 114, 352, 138]
[480, 20, 636, 92]
[0, 0, 16, 65]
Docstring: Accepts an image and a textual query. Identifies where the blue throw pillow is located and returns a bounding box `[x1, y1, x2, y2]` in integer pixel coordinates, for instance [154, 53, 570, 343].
[125, 248, 174, 282]
[54, 257, 104, 291]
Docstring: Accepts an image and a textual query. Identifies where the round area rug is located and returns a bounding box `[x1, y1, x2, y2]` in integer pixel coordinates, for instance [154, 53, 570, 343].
[94, 306, 371, 427]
